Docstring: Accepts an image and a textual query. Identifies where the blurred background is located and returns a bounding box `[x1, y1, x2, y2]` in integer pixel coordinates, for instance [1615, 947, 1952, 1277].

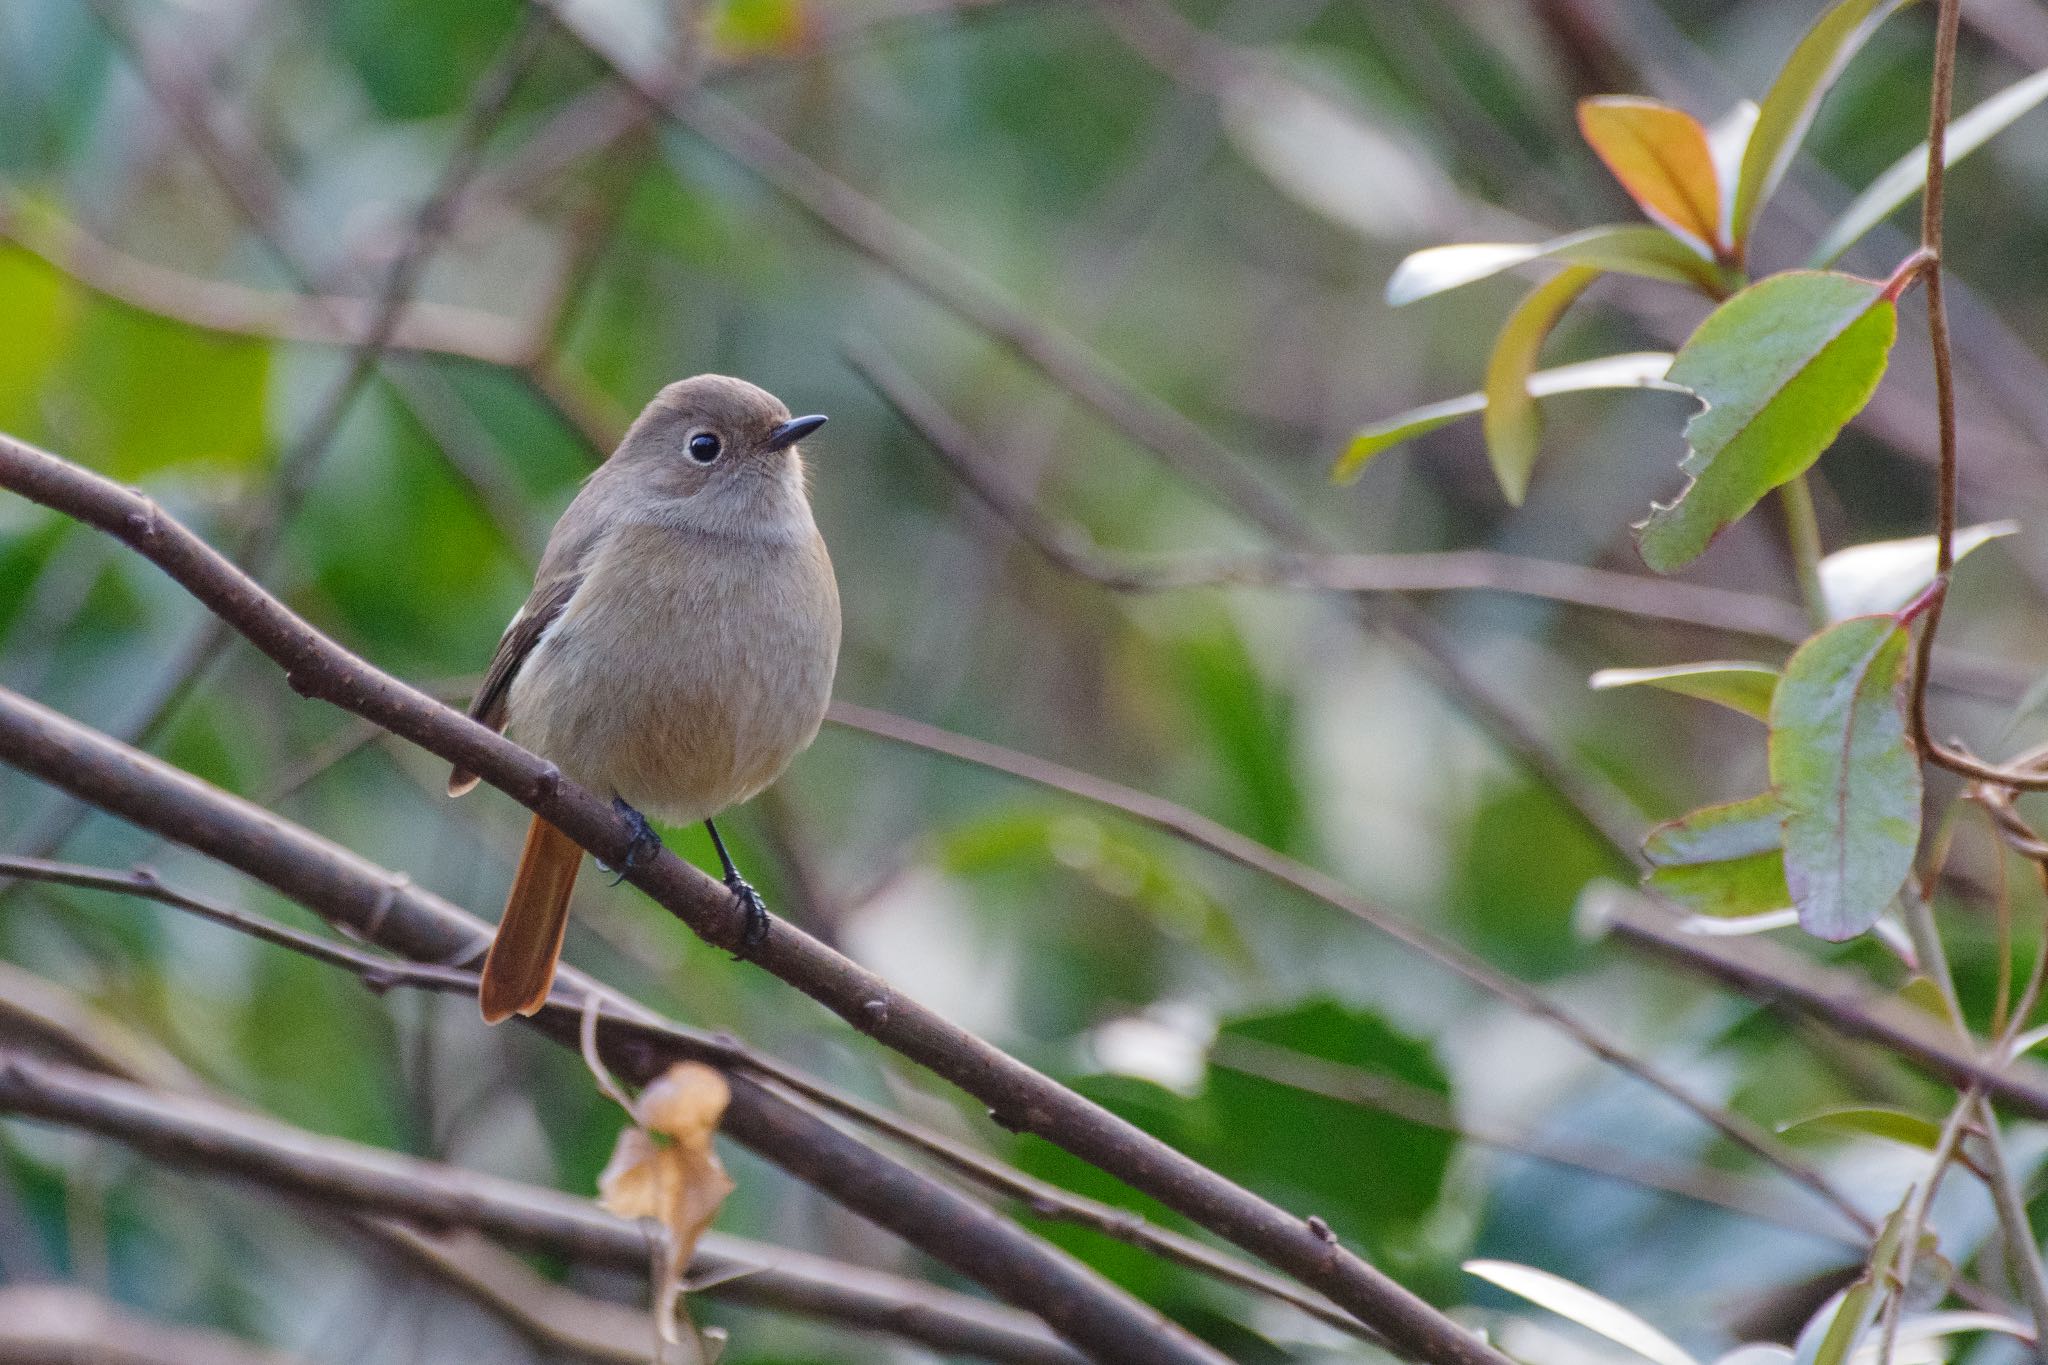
[5, 0, 2048, 1360]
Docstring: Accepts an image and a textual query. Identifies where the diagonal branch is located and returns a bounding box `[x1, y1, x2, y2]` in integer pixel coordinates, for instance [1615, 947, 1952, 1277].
[821, 701, 1874, 1236]
[1607, 898, 2048, 1119]
[0, 957, 1060, 1363]
[0, 701, 1226, 1362]
[0, 431, 1506, 1363]
[7, 3, 560, 871]
[0, 850, 1379, 1345]
[844, 336, 1810, 642]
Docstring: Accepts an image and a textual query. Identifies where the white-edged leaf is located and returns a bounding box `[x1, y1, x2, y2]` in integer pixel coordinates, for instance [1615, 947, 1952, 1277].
[1811, 67, 2048, 267]
[1776, 1104, 1943, 1150]
[1335, 352, 1677, 482]
[1731, 0, 1912, 246]
[1707, 101, 1761, 242]
[1591, 661, 1779, 721]
[1679, 909, 1801, 936]
[1818, 521, 2017, 621]
[1868, 1311, 2034, 1358]
[1464, 1260, 1699, 1365]
[1642, 793, 1791, 919]
[1388, 225, 1725, 306]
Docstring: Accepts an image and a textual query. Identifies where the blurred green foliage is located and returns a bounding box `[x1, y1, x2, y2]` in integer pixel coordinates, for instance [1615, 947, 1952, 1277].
[2, 0, 2048, 1362]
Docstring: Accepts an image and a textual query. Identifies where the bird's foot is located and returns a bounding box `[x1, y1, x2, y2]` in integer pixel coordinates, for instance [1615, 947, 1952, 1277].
[726, 873, 769, 957]
[602, 798, 664, 885]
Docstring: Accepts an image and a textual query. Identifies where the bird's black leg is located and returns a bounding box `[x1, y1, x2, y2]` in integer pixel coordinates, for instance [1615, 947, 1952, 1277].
[604, 797, 665, 885]
[705, 818, 769, 952]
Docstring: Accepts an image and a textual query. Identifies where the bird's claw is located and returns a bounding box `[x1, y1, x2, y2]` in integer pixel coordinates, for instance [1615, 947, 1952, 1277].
[727, 874, 769, 957]
[603, 798, 664, 886]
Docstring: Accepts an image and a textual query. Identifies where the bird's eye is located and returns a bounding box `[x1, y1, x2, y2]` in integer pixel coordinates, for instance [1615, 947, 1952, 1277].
[687, 432, 722, 464]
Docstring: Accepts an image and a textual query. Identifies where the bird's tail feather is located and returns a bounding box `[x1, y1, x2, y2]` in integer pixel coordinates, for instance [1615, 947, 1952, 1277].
[478, 815, 581, 1023]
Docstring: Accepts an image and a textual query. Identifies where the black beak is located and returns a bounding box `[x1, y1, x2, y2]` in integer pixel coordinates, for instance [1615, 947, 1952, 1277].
[765, 414, 827, 451]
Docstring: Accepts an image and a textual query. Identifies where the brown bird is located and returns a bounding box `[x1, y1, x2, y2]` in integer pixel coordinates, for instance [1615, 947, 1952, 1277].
[451, 375, 840, 1023]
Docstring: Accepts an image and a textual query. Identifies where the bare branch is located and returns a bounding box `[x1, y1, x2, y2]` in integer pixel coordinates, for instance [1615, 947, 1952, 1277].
[0, 197, 532, 367]
[0, 1284, 311, 1365]
[0, 431, 1505, 1362]
[1607, 900, 2048, 1120]
[2, 847, 1374, 1342]
[0, 693, 1228, 1364]
[0, 1050, 1089, 1365]
[0, 958, 1060, 1363]
[844, 336, 1811, 643]
[822, 700, 1873, 1236]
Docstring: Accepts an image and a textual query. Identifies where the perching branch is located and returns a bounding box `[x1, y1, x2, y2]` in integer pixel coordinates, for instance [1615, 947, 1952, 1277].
[0, 683, 1229, 1365]
[0, 1049, 1090, 1365]
[0, 850, 1376, 1346]
[0, 430, 1505, 1364]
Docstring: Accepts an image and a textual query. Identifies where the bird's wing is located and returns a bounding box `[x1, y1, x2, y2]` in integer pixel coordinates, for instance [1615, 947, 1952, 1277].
[447, 570, 583, 797]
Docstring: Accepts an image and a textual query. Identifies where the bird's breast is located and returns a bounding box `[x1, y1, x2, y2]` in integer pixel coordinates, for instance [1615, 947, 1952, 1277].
[505, 521, 840, 823]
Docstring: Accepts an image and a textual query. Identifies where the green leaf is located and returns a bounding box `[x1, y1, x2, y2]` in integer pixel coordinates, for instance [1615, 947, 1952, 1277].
[1769, 615, 1921, 941]
[1387, 225, 1728, 307]
[1463, 1260, 1699, 1365]
[1334, 352, 1677, 483]
[1208, 1001, 1454, 1248]
[1818, 521, 2016, 620]
[61, 295, 273, 481]
[1732, 0, 1913, 247]
[1484, 267, 1601, 505]
[1777, 1104, 1944, 1150]
[1635, 272, 1896, 573]
[1810, 66, 2048, 267]
[1796, 1198, 1912, 1365]
[1642, 793, 1792, 919]
[1578, 96, 1726, 252]
[1590, 661, 1780, 720]
[0, 245, 79, 433]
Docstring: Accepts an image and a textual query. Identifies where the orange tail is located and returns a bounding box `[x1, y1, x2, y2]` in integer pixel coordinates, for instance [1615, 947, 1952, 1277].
[479, 816, 582, 1024]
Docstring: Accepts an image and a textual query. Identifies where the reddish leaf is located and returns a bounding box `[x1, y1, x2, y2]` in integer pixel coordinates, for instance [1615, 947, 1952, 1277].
[1579, 97, 1724, 251]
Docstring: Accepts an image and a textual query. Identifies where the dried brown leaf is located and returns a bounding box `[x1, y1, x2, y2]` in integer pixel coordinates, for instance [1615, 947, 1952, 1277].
[598, 1062, 737, 1348]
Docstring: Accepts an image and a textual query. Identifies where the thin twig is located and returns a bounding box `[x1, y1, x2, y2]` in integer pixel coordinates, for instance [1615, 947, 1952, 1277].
[0, 431, 1514, 1359]
[0, 1283, 313, 1365]
[823, 700, 1873, 1236]
[0, 854, 479, 997]
[5, 842, 1373, 1340]
[1908, 0, 1966, 756]
[5, 3, 559, 871]
[1778, 475, 1830, 631]
[1607, 900, 2048, 1120]
[0, 1050, 1090, 1365]
[1875, 1092, 1978, 1364]
[843, 336, 1814, 644]
[1208, 1034, 1859, 1246]
[0, 683, 1233, 1365]
[1902, 871, 2048, 1352]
